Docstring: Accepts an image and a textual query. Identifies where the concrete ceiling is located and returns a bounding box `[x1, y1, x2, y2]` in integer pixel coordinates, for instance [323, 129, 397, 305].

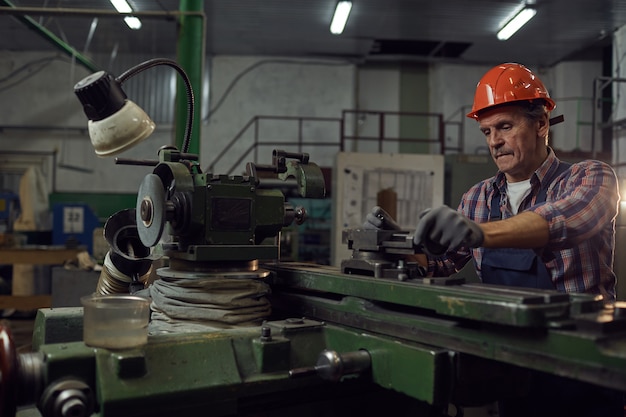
[0, 0, 623, 69]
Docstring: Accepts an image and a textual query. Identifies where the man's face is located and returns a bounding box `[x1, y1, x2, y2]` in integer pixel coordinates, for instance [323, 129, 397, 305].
[478, 105, 549, 183]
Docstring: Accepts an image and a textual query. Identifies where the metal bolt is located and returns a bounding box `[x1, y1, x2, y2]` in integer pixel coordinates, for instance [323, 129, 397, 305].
[61, 397, 86, 417]
[40, 380, 94, 417]
[54, 389, 88, 417]
[260, 326, 272, 342]
[140, 198, 153, 223]
[397, 259, 408, 281]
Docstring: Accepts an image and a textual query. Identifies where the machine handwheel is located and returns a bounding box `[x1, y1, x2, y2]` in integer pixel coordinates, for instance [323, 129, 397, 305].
[0, 324, 18, 417]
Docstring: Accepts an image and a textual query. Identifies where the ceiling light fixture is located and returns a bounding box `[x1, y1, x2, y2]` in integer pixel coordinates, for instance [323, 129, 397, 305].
[110, 0, 132, 13]
[124, 16, 142, 30]
[110, 0, 142, 30]
[330, 1, 352, 35]
[497, 6, 536, 41]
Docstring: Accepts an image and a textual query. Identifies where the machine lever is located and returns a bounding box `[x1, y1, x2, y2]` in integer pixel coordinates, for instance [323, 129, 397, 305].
[288, 349, 371, 382]
[115, 158, 159, 166]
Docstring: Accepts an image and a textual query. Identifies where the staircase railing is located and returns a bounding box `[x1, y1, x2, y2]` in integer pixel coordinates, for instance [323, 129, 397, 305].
[206, 115, 342, 175]
[207, 110, 446, 175]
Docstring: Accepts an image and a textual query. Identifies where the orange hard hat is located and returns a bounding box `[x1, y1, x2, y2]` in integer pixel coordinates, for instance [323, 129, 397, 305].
[466, 63, 556, 119]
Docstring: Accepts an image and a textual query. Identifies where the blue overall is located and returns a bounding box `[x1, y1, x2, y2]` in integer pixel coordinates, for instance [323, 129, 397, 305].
[480, 163, 571, 290]
[484, 162, 624, 417]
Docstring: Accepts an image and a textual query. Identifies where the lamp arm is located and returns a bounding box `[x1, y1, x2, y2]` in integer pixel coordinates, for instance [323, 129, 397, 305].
[116, 58, 195, 153]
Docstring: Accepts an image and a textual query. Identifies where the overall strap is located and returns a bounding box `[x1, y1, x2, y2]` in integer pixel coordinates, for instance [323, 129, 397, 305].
[536, 161, 571, 202]
[490, 161, 572, 220]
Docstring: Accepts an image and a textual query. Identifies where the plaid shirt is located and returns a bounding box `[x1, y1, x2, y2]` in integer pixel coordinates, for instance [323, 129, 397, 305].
[428, 148, 620, 300]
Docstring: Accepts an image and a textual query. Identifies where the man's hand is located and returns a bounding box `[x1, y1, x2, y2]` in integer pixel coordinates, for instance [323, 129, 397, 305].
[363, 206, 402, 230]
[413, 205, 483, 256]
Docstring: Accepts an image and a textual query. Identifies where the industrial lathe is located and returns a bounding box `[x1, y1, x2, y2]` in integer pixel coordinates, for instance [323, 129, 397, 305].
[2, 59, 626, 417]
[2, 144, 626, 417]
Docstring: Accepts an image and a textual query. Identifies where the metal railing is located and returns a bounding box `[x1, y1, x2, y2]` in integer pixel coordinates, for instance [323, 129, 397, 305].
[206, 115, 342, 174]
[207, 110, 447, 175]
[341, 109, 445, 153]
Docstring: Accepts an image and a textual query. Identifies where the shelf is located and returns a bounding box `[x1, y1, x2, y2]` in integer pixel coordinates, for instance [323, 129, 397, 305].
[0, 295, 51, 310]
[0, 246, 82, 265]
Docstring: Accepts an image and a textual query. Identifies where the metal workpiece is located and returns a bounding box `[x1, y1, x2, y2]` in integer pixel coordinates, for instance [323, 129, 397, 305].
[342, 228, 416, 255]
[341, 228, 426, 280]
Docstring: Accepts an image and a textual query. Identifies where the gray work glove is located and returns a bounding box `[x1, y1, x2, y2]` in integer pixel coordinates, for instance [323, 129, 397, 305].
[413, 205, 483, 256]
[363, 206, 402, 230]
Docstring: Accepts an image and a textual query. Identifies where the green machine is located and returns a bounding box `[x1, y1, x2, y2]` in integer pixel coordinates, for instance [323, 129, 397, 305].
[4, 216, 626, 417]
[2, 59, 626, 417]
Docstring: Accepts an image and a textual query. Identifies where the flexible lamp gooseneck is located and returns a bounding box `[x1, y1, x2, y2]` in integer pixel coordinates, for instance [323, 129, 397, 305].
[74, 58, 195, 157]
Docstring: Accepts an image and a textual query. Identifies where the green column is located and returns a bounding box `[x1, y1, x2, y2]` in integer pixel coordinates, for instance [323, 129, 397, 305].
[399, 65, 430, 154]
[175, 0, 205, 155]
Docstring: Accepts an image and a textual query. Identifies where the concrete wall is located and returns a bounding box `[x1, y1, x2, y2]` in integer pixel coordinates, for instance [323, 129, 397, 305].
[352, 64, 401, 153]
[0, 51, 608, 194]
[429, 63, 492, 155]
[550, 61, 603, 153]
[203, 56, 356, 175]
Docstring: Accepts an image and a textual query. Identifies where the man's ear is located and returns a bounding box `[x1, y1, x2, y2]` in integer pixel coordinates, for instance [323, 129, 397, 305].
[537, 113, 550, 138]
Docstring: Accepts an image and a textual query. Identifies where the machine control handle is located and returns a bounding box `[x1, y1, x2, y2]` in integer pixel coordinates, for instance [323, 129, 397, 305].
[0, 324, 18, 417]
[0, 324, 45, 417]
[289, 349, 371, 382]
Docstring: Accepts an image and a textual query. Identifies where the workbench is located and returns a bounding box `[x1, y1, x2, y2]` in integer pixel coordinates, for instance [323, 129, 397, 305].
[0, 246, 83, 310]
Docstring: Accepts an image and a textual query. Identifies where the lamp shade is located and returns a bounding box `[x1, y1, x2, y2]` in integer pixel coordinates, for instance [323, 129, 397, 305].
[74, 70, 155, 157]
[87, 100, 155, 157]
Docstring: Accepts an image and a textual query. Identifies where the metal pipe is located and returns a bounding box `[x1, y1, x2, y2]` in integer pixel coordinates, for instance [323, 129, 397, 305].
[0, 3, 206, 75]
[591, 78, 599, 160]
[1, 0, 99, 72]
[0, 6, 204, 19]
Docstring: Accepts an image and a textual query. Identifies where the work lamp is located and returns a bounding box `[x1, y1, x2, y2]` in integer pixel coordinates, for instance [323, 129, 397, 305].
[74, 58, 194, 157]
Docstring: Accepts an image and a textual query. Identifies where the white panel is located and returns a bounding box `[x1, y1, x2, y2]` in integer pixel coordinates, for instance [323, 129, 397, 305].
[331, 152, 444, 266]
[63, 206, 84, 234]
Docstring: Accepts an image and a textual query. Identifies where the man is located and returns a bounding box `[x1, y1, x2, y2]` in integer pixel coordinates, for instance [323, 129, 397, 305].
[365, 63, 622, 416]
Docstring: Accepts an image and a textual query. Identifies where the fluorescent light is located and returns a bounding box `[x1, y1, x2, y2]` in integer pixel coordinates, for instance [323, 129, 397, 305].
[110, 0, 133, 13]
[110, 0, 143, 30]
[330, 1, 352, 35]
[124, 16, 142, 30]
[497, 7, 536, 40]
